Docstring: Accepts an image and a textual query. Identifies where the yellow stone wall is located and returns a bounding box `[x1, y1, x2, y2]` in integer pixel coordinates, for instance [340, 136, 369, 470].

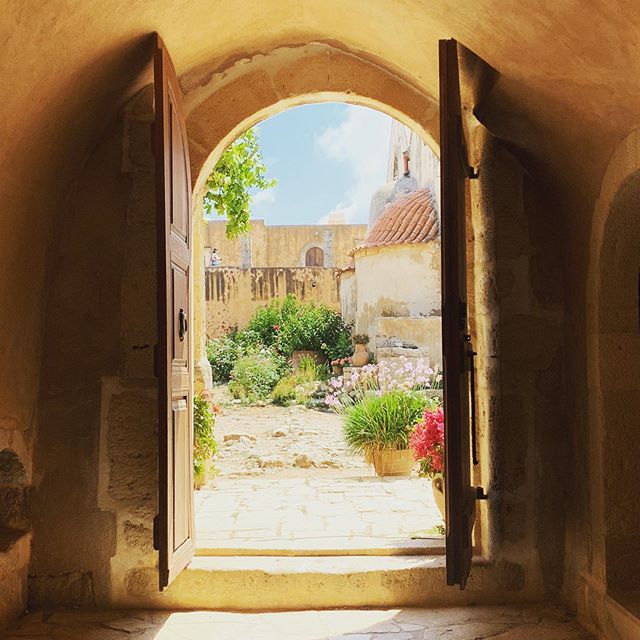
[205, 219, 367, 268]
[205, 266, 340, 337]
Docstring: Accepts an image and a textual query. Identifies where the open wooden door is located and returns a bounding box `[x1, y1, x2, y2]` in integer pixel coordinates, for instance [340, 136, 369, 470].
[154, 34, 195, 590]
[439, 38, 483, 589]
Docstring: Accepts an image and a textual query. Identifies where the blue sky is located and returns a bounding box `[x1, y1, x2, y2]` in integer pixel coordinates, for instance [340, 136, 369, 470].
[247, 103, 392, 225]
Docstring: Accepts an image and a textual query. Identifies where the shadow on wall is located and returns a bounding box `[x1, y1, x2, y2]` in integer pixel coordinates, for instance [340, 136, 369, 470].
[0, 448, 29, 539]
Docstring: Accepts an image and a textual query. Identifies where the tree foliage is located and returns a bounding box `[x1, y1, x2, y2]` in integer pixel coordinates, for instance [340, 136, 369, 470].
[203, 127, 276, 238]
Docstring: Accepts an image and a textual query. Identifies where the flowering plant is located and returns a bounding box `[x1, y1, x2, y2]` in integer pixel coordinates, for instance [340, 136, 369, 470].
[410, 406, 445, 479]
[331, 356, 352, 366]
[324, 357, 442, 409]
[352, 333, 369, 344]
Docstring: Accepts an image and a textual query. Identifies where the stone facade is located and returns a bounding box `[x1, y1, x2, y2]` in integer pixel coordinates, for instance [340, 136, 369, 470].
[204, 219, 367, 269]
[203, 220, 367, 338]
[205, 266, 340, 337]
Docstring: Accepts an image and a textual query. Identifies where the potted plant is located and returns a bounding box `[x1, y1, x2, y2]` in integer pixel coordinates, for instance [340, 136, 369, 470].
[343, 391, 427, 476]
[351, 333, 370, 367]
[330, 356, 352, 376]
[410, 403, 445, 519]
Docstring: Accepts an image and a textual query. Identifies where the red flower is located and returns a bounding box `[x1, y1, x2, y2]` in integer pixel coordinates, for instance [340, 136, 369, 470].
[410, 407, 445, 478]
[273, 324, 280, 331]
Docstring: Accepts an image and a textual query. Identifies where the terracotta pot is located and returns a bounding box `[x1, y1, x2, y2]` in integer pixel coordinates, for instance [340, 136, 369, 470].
[431, 474, 446, 520]
[371, 448, 414, 477]
[351, 343, 369, 367]
[292, 350, 326, 369]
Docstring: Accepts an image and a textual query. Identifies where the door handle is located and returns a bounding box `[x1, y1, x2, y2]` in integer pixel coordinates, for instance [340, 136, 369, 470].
[178, 308, 188, 341]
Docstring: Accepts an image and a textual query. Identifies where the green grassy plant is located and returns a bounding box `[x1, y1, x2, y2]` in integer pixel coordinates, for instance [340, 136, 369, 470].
[342, 391, 429, 455]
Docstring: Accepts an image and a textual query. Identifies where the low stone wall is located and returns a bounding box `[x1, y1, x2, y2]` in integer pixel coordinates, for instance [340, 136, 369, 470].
[205, 267, 340, 337]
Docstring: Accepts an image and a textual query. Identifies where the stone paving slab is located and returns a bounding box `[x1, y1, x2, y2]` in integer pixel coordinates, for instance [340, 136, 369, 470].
[195, 476, 443, 553]
[4, 605, 595, 639]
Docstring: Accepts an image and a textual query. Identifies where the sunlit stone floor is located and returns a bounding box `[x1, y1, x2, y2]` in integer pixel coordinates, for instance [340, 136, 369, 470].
[4, 605, 594, 639]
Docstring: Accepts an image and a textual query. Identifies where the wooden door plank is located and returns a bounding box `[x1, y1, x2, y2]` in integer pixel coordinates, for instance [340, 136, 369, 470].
[155, 33, 196, 590]
[439, 38, 476, 590]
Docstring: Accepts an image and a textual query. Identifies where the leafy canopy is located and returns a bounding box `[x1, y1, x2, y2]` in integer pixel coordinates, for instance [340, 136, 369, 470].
[203, 127, 276, 238]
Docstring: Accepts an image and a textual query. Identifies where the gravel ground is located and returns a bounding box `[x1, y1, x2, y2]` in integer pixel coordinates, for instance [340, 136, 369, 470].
[207, 385, 372, 480]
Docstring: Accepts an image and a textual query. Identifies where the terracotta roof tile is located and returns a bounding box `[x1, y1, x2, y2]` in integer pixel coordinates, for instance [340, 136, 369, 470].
[355, 188, 439, 252]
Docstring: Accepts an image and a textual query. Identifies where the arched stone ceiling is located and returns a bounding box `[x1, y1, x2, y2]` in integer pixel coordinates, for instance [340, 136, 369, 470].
[3, 0, 640, 220]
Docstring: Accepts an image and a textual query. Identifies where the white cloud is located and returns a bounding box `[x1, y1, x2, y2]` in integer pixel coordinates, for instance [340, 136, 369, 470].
[315, 106, 392, 223]
[251, 187, 277, 208]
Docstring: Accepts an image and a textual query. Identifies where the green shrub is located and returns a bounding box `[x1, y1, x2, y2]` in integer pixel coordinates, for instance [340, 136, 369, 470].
[193, 394, 217, 486]
[276, 302, 352, 361]
[206, 334, 242, 382]
[271, 356, 328, 406]
[343, 391, 429, 455]
[228, 348, 288, 402]
[246, 294, 300, 347]
[271, 375, 299, 406]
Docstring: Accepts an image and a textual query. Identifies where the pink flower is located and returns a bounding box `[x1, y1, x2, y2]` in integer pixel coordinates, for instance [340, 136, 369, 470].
[410, 407, 445, 478]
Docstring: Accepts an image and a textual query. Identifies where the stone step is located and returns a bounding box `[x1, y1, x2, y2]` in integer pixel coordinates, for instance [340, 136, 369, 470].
[195, 535, 445, 557]
[160, 555, 529, 610]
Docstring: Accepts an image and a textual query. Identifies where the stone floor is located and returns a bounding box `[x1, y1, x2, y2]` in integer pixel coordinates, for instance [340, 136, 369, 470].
[195, 476, 443, 552]
[4, 605, 595, 639]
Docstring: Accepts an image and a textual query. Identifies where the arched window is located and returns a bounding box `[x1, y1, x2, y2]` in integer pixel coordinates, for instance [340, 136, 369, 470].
[305, 247, 324, 267]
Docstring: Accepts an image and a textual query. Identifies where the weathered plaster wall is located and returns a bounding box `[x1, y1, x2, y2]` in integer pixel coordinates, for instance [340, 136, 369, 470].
[205, 218, 367, 269]
[353, 243, 441, 335]
[205, 266, 339, 338]
[464, 124, 565, 601]
[30, 85, 160, 609]
[339, 270, 357, 328]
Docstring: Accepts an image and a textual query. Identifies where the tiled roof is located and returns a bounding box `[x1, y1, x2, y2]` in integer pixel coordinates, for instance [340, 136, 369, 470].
[355, 188, 439, 252]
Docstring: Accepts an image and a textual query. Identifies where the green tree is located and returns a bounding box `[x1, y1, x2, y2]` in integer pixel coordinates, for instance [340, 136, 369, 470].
[203, 127, 276, 238]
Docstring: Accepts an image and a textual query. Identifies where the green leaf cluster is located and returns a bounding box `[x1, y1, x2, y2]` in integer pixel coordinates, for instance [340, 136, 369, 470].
[193, 394, 217, 484]
[228, 347, 289, 403]
[203, 128, 276, 238]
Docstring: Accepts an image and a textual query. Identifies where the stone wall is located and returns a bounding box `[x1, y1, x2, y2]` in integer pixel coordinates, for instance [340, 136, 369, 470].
[205, 219, 367, 269]
[205, 266, 340, 338]
[352, 242, 441, 362]
[30, 84, 161, 609]
[467, 125, 565, 597]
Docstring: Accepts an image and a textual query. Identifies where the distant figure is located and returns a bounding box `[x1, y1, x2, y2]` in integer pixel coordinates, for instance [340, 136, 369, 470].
[210, 248, 222, 267]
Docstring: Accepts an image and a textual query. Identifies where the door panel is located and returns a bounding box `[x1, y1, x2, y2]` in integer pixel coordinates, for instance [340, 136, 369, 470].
[155, 33, 195, 590]
[439, 38, 477, 590]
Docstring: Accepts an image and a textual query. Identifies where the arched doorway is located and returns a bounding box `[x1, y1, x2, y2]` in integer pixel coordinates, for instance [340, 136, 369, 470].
[305, 246, 324, 266]
[599, 173, 640, 594]
[587, 130, 640, 614]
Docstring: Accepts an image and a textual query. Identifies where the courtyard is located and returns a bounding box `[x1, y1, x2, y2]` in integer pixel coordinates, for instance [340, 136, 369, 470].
[196, 399, 443, 555]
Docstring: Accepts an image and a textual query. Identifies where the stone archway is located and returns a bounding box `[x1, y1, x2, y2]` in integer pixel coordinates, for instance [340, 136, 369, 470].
[183, 41, 442, 390]
[587, 129, 640, 598]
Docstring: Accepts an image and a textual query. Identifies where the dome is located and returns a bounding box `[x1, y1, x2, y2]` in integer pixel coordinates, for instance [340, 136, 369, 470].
[367, 175, 419, 230]
[357, 188, 439, 251]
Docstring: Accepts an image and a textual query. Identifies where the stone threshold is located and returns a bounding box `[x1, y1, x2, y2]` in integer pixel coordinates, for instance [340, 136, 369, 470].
[159, 555, 534, 610]
[195, 535, 445, 557]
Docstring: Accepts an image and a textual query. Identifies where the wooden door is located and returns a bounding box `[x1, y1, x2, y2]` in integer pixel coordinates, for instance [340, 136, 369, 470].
[154, 34, 195, 590]
[439, 38, 479, 590]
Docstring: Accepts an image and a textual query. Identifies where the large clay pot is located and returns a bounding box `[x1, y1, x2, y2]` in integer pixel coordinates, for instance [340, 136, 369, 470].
[372, 448, 414, 477]
[431, 474, 446, 520]
[292, 350, 326, 369]
[351, 343, 369, 367]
